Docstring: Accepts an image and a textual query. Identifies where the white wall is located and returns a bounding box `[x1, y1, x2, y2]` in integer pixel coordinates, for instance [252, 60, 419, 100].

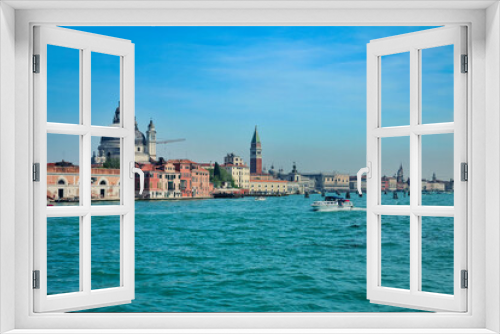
[485, 2, 500, 333]
[0, 2, 16, 333]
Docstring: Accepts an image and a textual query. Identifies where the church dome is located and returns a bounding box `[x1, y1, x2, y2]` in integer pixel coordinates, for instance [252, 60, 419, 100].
[136, 129, 146, 146]
[135, 118, 146, 146]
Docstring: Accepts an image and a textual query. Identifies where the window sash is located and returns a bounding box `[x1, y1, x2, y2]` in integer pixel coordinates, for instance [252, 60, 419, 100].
[366, 26, 468, 312]
[33, 25, 136, 313]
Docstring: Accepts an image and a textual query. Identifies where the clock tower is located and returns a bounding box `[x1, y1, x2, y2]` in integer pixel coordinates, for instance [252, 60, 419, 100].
[250, 126, 262, 174]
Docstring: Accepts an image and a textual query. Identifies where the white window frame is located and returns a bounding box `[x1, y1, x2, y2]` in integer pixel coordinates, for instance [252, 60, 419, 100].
[366, 26, 468, 312]
[33, 25, 136, 313]
[1, 1, 498, 333]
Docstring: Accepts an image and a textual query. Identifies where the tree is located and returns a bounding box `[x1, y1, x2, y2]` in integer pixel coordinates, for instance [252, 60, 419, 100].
[103, 157, 120, 169]
[209, 162, 236, 188]
[214, 162, 221, 178]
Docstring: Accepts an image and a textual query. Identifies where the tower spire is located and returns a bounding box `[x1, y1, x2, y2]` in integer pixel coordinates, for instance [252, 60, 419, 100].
[250, 126, 262, 174]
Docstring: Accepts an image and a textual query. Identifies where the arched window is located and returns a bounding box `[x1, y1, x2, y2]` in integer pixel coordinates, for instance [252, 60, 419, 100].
[137, 147, 140, 152]
[100, 180, 107, 186]
[57, 179, 66, 185]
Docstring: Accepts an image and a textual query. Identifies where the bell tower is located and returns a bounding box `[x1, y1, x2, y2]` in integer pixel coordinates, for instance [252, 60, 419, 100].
[146, 119, 157, 161]
[250, 126, 262, 174]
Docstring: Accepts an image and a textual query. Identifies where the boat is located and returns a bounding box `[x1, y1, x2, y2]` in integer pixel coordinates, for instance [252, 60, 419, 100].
[255, 196, 266, 201]
[311, 195, 354, 212]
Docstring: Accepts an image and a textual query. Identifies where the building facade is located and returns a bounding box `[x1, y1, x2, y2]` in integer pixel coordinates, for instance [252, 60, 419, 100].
[47, 162, 120, 202]
[169, 159, 212, 198]
[249, 179, 288, 195]
[136, 162, 182, 199]
[221, 163, 250, 189]
[303, 173, 350, 192]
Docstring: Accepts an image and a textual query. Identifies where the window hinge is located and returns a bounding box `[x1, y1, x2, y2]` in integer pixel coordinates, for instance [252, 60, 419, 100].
[461, 270, 468, 289]
[33, 270, 40, 289]
[33, 163, 40, 182]
[461, 162, 468, 181]
[461, 54, 468, 73]
[33, 54, 40, 73]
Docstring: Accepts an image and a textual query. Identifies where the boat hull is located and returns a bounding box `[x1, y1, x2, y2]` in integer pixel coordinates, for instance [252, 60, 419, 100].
[312, 205, 354, 212]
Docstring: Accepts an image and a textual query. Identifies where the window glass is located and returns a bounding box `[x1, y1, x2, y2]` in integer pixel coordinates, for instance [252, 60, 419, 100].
[421, 134, 454, 206]
[421, 216, 454, 295]
[92, 215, 121, 290]
[381, 52, 410, 127]
[381, 215, 410, 290]
[47, 134, 80, 206]
[421, 45, 454, 124]
[91, 136, 121, 204]
[381, 137, 410, 205]
[47, 45, 80, 124]
[91, 52, 121, 126]
[47, 217, 80, 295]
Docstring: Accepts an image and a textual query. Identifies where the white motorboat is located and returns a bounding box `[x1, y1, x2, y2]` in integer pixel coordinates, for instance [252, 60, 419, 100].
[255, 196, 266, 201]
[311, 195, 354, 212]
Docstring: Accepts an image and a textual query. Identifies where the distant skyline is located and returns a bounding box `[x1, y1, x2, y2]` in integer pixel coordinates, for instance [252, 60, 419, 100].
[47, 26, 454, 180]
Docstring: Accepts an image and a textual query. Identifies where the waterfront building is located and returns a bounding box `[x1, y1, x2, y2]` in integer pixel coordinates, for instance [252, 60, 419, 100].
[286, 181, 301, 194]
[250, 126, 262, 174]
[274, 163, 315, 193]
[92, 103, 157, 164]
[168, 159, 212, 198]
[47, 161, 120, 202]
[136, 162, 182, 199]
[302, 172, 350, 192]
[249, 179, 288, 195]
[380, 175, 390, 191]
[388, 177, 398, 191]
[221, 162, 250, 189]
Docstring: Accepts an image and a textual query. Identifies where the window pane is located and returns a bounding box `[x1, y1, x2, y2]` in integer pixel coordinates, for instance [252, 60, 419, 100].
[421, 134, 454, 206]
[421, 45, 454, 124]
[91, 136, 121, 204]
[47, 216, 80, 295]
[381, 52, 410, 127]
[47, 134, 80, 206]
[47, 45, 80, 124]
[381, 215, 410, 290]
[421, 216, 454, 295]
[91, 52, 121, 126]
[381, 137, 410, 205]
[92, 215, 121, 290]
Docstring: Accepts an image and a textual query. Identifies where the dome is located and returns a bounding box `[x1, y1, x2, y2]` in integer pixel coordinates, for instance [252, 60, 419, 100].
[136, 129, 146, 146]
[134, 118, 147, 146]
[101, 136, 120, 146]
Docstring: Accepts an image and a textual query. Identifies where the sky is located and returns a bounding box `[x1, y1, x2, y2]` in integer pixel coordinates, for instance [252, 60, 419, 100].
[47, 26, 455, 180]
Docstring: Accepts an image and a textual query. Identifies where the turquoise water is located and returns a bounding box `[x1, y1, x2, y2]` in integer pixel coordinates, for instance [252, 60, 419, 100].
[47, 193, 454, 312]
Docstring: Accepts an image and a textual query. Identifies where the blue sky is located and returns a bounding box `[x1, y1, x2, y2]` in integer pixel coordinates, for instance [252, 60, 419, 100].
[47, 26, 454, 180]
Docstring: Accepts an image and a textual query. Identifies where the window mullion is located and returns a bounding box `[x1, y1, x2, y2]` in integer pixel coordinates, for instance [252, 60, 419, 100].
[409, 47, 420, 294]
[81, 48, 92, 294]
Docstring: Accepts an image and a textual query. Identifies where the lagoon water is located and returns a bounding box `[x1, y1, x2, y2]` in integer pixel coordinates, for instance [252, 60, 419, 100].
[47, 193, 454, 312]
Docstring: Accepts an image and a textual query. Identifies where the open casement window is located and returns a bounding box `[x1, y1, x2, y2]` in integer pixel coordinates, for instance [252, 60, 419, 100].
[365, 26, 467, 312]
[33, 26, 135, 312]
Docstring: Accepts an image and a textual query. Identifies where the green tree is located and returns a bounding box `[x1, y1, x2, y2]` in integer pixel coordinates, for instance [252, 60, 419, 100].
[214, 162, 221, 178]
[103, 157, 120, 169]
[209, 162, 236, 188]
